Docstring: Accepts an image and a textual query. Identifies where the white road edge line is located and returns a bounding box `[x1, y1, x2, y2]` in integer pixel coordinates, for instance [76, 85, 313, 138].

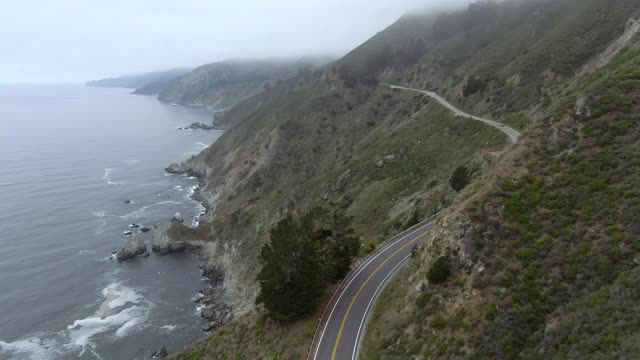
[312, 220, 436, 360]
[352, 253, 412, 360]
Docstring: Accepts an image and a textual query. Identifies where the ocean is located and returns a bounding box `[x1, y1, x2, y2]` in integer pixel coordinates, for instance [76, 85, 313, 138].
[0, 84, 221, 359]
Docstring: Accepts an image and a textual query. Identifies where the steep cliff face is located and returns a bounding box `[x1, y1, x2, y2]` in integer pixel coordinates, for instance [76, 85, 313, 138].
[155, 57, 332, 109]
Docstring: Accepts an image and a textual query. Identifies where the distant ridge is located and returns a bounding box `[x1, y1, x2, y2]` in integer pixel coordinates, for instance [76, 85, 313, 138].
[85, 68, 191, 89]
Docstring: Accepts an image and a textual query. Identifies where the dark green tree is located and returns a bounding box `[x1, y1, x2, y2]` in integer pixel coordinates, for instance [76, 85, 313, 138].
[256, 215, 322, 321]
[450, 165, 470, 192]
[256, 207, 360, 321]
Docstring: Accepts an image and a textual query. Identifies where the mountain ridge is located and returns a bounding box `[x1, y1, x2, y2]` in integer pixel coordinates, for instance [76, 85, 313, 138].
[154, 0, 640, 358]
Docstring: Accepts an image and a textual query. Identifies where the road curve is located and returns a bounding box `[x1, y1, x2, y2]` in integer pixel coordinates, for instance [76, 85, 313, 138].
[387, 84, 520, 143]
[311, 220, 436, 360]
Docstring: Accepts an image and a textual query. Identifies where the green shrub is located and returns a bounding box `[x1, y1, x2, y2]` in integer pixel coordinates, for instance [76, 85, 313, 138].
[427, 256, 452, 285]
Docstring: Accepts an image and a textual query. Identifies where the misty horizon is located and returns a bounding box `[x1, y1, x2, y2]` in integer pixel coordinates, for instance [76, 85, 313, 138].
[1, 0, 471, 83]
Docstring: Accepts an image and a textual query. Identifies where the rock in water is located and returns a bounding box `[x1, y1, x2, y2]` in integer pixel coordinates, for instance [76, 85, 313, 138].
[165, 163, 184, 174]
[116, 236, 149, 261]
[171, 212, 184, 223]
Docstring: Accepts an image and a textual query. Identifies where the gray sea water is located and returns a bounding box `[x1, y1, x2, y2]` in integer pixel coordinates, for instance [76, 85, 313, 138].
[0, 84, 222, 359]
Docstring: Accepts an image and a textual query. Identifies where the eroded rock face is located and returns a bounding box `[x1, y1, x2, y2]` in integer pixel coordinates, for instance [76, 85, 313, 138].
[575, 96, 593, 119]
[152, 230, 188, 254]
[116, 236, 149, 261]
[332, 169, 351, 192]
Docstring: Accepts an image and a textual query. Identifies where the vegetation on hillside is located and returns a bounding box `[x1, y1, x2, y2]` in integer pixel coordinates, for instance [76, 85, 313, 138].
[256, 208, 359, 321]
[170, 0, 640, 358]
[155, 57, 332, 109]
[361, 43, 640, 360]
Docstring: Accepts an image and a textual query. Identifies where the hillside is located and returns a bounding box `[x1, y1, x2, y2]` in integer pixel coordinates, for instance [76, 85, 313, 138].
[150, 57, 334, 109]
[162, 0, 640, 358]
[362, 37, 640, 360]
[85, 68, 190, 89]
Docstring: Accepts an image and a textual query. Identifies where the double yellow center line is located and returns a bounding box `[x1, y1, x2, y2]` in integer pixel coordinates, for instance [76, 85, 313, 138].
[330, 230, 429, 359]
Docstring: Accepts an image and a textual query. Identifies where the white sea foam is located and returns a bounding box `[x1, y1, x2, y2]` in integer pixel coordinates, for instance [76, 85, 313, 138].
[119, 205, 151, 220]
[195, 304, 205, 315]
[101, 168, 112, 180]
[160, 325, 176, 331]
[66, 282, 152, 353]
[0, 283, 152, 360]
[195, 142, 209, 149]
[101, 168, 123, 185]
[77, 250, 97, 256]
[155, 201, 181, 205]
[94, 219, 107, 235]
[0, 337, 58, 360]
[122, 159, 141, 164]
[92, 210, 107, 217]
[120, 201, 181, 220]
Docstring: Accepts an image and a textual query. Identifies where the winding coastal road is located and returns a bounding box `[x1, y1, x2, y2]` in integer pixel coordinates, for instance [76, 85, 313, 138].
[387, 85, 521, 143]
[309, 86, 520, 360]
[310, 219, 436, 360]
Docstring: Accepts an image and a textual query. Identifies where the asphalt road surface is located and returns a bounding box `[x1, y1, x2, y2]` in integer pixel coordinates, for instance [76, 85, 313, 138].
[311, 220, 436, 360]
[387, 84, 521, 143]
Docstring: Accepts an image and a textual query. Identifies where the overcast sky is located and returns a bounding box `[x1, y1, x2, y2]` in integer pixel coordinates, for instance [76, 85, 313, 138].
[1, 0, 470, 82]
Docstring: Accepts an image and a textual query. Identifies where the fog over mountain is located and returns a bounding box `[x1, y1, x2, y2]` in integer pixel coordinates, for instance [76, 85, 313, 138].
[0, 0, 471, 82]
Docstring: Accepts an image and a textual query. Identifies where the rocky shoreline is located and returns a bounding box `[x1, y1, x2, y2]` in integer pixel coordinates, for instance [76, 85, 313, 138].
[111, 157, 229, 333]
[157, 164, 231, 332]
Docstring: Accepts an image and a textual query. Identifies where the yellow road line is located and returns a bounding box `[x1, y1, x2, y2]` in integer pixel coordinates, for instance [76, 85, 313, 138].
[330, 230, 429, 359]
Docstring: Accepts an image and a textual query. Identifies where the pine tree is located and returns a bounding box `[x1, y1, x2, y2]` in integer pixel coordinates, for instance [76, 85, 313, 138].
[256, 208, 360, 321]
[450, 165, 470, 191]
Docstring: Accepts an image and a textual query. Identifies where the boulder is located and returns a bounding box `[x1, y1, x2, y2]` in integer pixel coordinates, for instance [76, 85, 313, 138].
[140, 227, 151, 233]
[116, 236, 149, 261]
[171, 212, 184, 223]
[375, 159, 384, 168]
[575, 95, 593, 119]
[124, 200, 131, 204]
[383, 154, 396, 161]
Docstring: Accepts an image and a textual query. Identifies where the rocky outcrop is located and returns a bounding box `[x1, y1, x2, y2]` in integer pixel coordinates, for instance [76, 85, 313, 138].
[116, 236, 149, 261]
[332, 169, 351, 192]
[196, 265, 232, 332]
[165, 163, 187, 174]
[171, 212, 184, 223]
[579, 18, 640, 76]
[152, 229, 190, 254]
[575, 96, 593, 119]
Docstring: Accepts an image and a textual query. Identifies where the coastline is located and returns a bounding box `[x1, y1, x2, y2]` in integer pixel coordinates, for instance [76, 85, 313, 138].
[160, 152, 235, 334]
